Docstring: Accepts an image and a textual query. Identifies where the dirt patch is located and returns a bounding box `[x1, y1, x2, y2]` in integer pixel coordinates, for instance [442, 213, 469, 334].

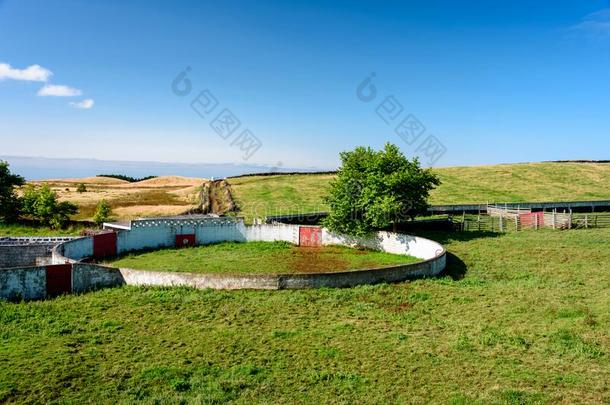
[189, 179, 236, 215]
[287, 246, 351, 273]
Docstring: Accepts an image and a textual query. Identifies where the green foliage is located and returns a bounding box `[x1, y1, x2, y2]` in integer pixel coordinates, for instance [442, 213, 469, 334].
[323, 143, 440, 236]
[92, 199, 112, 225]
[76, 183, 87, 193]
[21, 184, 78, 228]
[0, 161, 25, 223]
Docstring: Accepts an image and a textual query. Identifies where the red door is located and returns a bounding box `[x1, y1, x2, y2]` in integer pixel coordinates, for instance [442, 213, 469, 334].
[46, 264, 72, 297]
[175, 234, 196, 247]
[93, 231, 117, 258]
[299, 226, 322, 247]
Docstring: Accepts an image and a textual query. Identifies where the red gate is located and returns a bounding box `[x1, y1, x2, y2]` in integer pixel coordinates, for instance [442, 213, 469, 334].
[93, 231, 117, 259]
[299, 226, 322, 247]
[175, 234, 196, 247]
[46, 264, 72, 297]
[520, 212, 544, 229]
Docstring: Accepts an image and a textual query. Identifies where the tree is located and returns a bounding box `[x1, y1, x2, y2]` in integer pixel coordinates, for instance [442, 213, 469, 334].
[0, 161, 25, 223]
[76, 183, 87, 193]
[21, 184, 78, 228]
[323, 143, 440, 236]
[93, 199, 112, 225]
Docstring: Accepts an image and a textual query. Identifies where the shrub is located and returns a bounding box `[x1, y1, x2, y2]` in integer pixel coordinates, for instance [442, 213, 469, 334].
[93, 200, 112, 225]
[21, 184, 78, 228]
[76, 183, 87, 193]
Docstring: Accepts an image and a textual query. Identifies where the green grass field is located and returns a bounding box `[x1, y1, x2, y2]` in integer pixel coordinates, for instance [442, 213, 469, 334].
[230, 162, 610, 221]
[0, 222, 86, 237]
[106, 241, 418, 274]
[2, 228, 608, 403]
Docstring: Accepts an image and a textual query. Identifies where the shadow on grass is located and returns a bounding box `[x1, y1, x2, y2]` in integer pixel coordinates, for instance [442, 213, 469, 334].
[442, 252, 467, 280]
[413, 230, 503, 245]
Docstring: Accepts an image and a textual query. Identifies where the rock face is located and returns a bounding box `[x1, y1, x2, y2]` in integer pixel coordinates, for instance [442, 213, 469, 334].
[191, 180, 236, 215]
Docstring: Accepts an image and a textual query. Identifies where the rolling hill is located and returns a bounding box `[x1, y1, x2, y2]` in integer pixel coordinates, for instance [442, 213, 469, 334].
[229, 162, 610, 221]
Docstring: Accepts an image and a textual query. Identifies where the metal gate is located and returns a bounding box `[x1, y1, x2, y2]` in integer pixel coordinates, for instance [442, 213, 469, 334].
[46, 264, 72, 297]
[93, 231, 117, 259]
[299, 226, 322, 247]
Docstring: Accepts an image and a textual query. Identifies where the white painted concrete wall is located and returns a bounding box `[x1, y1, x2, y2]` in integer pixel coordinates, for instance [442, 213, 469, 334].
[59, 236, 93, 262]
[55, 222, 444, 263]
[245, 224, 299, 244]
[0, 266, 46, 300]
[322, 229, 444, 261]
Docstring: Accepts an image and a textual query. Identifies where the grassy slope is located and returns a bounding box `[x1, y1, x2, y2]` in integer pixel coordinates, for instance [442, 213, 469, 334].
[230, 163, 610, 220]
[230, 173, 334, 221]
[0, 223, 86, 237]
[432, 162, 610, 204]
[106, 241, 418, 274]
[1, 228, 608, 403]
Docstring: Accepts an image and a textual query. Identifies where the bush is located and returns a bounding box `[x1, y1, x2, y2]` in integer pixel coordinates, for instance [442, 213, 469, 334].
[93, 200, 112, 225]
[76, 183, 87, 193]
[0, 161, 25, 223]
[323, 143, 440, 236]
[21, 184, 78, 228]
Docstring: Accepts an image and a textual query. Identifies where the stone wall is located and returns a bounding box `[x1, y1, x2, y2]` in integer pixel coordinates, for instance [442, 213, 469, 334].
[0, 244, 54, 268]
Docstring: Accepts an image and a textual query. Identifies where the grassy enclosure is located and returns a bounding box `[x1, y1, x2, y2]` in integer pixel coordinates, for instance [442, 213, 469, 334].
[1, 228, 608, 403]
[106, 241, 419, 274]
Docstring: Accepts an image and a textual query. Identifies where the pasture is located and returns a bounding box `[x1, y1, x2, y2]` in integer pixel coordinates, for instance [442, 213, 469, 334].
[1, 228, 608, 403]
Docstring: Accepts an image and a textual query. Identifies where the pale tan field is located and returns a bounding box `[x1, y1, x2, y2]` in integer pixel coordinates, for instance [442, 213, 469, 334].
[31, 176, 205, 221]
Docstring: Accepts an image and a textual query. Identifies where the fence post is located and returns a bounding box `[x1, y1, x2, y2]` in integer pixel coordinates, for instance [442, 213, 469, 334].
[515, 215, 519, 231]
[499, 215, 504, 232]
[462, 210, 465, 231]
[585, 214, 588, 229]
[552, 210, 556, 230]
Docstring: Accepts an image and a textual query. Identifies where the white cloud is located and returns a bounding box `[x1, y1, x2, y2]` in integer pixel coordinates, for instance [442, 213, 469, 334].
[69, 98, 94, 109]
[37, 84, 82, 97]
[0, 62, 52, 82]
[570, 8, 610, 39]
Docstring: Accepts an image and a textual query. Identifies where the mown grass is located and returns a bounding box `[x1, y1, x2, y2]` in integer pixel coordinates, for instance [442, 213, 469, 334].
[230, 163, 610, 220]
[1, 228, 609, 403]
[106, 241, 419, 274]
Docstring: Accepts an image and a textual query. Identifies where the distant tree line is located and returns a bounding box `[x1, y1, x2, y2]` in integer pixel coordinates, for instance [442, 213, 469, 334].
[97, 174, 157, 183]
[226, 171, 337, 179]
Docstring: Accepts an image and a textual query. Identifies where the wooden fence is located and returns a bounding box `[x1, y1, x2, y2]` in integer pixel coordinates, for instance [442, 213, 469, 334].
[453, 212, 610, 232]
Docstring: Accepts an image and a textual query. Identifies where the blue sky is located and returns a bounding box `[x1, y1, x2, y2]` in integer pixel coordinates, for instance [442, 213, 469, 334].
[1, 0, 610, 171]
